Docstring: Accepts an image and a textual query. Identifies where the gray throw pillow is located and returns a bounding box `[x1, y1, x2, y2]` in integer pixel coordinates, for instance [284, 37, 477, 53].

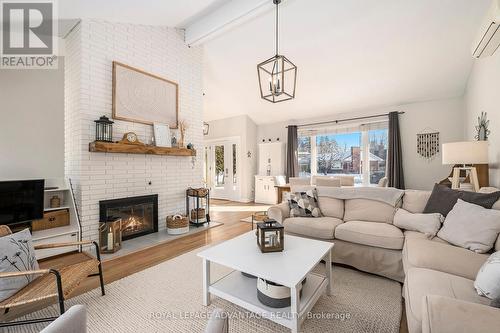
[424, 184, 500, 217]
[437, 200, 500, 253]
[288, 189, 322, 218]
[0, 229, 40, 302]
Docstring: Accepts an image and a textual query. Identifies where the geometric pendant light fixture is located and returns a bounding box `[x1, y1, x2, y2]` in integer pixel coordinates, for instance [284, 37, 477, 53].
[257, 0, 297, 103]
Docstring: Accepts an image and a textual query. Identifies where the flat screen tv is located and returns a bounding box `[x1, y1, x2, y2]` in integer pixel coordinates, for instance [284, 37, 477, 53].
[0, 179, 44, 225]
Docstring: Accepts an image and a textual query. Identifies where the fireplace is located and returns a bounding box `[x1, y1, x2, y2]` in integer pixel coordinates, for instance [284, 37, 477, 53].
[99, 195, 158, 241]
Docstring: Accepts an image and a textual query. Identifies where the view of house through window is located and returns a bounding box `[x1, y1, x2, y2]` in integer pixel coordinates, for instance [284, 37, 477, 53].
[298, 124, 388, 185]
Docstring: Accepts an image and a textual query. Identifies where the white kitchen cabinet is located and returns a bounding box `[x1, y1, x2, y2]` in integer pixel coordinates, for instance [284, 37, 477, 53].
[254, 175, 286, 204]
[258, 142, 286, 176]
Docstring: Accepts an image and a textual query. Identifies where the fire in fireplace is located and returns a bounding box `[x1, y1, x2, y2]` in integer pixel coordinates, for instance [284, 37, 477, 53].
[99, 195, 158, 241]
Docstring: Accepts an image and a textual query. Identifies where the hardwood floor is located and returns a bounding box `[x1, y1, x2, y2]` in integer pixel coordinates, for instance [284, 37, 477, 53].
[40, 199, 257, 296]
[40, 199, 408, 333]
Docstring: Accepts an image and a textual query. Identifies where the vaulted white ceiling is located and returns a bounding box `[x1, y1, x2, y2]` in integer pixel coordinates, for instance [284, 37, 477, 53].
[58, 0, 231, 27]
[203, 0, 491, 124]
[59, 0, 491, 125]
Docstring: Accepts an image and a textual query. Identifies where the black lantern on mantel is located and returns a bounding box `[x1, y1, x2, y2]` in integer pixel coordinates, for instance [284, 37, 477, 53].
[256, 219, 284, 253]
[94, 115, 114, 142]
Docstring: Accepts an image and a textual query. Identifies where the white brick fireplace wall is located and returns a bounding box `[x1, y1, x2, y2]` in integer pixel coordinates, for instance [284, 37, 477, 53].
[65, 20, 204, 242]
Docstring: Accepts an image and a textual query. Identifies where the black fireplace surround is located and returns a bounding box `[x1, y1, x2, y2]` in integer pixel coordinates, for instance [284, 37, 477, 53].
[99, 194, 158, 241]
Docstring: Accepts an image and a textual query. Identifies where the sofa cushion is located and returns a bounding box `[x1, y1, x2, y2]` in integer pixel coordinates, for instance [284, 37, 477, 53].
[403, 238, 488, 280]
[421, 295, 500, 333]
[283, 217, 342, 240]
[437, 199, 500, 253]
[317, 195, 344, 220]
[344, 199, 396, 224]
[315, 177, 341, 187]
[335, 221, 404, 250]
[404, 268, 490, 333]
[403, 231, 447, 244]
[403, 190, 431, 213]
[332, 239, 404, 282]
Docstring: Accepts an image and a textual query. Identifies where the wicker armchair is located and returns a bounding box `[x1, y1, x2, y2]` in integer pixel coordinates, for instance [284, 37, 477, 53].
[0, 225, 105, 328]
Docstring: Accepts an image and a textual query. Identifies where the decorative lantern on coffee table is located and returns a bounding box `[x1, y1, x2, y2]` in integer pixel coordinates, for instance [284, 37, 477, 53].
[256, 219, 284, 253]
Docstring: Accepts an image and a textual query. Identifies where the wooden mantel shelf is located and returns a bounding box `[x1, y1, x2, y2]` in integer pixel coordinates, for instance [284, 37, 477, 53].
[89, 141, 196, 156]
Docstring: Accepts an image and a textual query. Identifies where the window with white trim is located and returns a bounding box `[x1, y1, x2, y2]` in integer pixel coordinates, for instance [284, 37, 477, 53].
[298, 121, 388, 185]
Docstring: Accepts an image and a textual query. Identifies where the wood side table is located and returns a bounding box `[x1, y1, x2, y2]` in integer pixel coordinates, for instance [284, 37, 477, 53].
[275, 184, 291, 204]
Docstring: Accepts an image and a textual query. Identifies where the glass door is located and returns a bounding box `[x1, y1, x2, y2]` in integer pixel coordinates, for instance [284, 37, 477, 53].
[205, 139, 240, 200]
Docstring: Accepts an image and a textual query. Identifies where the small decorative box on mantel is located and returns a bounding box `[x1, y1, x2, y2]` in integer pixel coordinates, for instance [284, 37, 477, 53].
[256, 219, 284, 253]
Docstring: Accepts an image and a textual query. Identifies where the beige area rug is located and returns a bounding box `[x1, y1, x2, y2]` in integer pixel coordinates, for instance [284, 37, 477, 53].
[4, 249, 402, 333]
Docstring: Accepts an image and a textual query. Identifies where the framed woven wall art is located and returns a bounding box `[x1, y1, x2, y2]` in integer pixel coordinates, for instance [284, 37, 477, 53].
[416, 130, 440, 161]
[112, 61, 179, 128]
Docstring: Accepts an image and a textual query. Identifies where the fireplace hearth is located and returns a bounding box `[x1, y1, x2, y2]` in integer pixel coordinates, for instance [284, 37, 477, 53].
[99, 195, 158, 241]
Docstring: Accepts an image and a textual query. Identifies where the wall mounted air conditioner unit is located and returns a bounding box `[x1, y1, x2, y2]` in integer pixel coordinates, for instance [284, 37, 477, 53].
[472, 0, 500, 58]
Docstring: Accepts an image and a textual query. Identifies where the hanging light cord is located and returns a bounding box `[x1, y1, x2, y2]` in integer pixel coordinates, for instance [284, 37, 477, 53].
[275, 0, 279, 56]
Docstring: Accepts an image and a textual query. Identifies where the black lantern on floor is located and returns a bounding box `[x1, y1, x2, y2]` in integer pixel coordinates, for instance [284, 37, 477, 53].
[256, 219, 284, 253]
[95, 115, 114, 142]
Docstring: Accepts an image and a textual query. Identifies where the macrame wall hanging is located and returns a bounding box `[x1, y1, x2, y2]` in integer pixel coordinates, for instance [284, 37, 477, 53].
[417, 129, 440, 162]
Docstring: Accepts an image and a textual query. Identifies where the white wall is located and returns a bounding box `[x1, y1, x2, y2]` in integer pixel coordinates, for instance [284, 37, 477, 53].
[257, 121, 288, 145]
[464, 52, 500, 188]
[255, 97, 465, 190]
[204, 115, 257, 202]
[65, 20, 204, 242]
[399, 98, 465, 189]
[0, 60, 65, 180]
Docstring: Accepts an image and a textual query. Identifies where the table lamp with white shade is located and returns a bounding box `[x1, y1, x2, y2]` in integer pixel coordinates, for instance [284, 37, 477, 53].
[442, 141, 489, 192]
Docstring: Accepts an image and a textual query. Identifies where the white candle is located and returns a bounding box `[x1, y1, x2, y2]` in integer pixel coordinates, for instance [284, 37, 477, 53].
[107, 227, 114, 251]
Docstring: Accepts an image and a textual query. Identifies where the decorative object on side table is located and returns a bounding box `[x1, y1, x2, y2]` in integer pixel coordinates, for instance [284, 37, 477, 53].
[99, 218, 122, 254]
[153, 123, 171, 147]
[94, 115, 114, 142]
[186, 188, 210, 227]
[166, 214, 189, 235]
[256, 219, 284, 253]
[475, 111, 490, 141]
[442, 141, 489, 192]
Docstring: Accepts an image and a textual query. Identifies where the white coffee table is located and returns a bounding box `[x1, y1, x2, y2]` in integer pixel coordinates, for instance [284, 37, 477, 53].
[197, 231, 333, 333]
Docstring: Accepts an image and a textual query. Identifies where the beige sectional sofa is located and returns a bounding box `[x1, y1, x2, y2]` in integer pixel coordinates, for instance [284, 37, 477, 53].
[268, 187, 500, 333]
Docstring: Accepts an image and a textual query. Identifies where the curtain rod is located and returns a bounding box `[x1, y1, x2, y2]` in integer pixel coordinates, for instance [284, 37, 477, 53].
[285, 111, 405, 129]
